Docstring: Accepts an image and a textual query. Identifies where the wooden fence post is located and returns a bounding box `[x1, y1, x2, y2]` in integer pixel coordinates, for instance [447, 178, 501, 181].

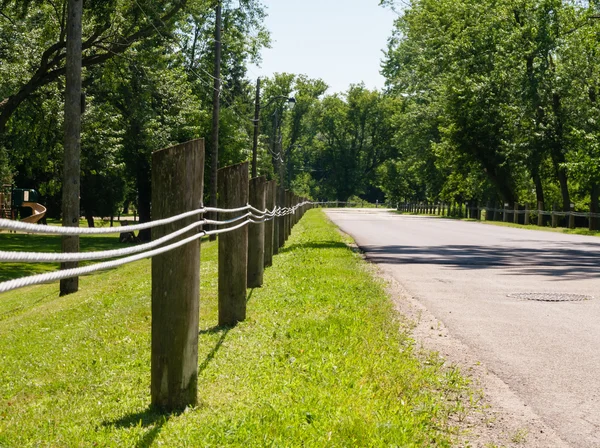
[248, 176, 266, 288]
[273, 185, 280, 255]
[503, 203, 509, 222]
[552, 203, 558, 228]
[264, 180, 276, 267]
[537, 201, 544, 226]
[513, 202, 519, 224]
[292, 194, 298, 227]
[277, 186, 286, 249]
[285, 190, 292, 240]
[218, 162, 249, 326]
[151, 139, 204, 411]
[524, 203, 530, 225]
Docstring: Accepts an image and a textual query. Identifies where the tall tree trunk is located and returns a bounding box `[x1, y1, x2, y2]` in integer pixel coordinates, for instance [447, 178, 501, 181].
[208, 1, 222, 241]
[551, 92, 570, 212]
[525, 55, 547, 208]
[85, 212, 94, 228]
[60, 0, 82, 296]
[532, 166, 545, 204]
[137, 159, 152, 242]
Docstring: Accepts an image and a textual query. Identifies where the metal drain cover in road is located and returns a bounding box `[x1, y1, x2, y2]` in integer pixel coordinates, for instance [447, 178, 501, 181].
[508, 293, 592, 302]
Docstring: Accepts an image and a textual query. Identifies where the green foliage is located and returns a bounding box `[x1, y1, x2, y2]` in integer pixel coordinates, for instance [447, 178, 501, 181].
[381, 0, 600, 213]
[306, 85, 399, 201]
[0, 0, 271, 223]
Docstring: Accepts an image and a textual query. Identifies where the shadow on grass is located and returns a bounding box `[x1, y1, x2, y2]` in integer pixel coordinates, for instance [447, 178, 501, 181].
[198, 325, 231, 375]
[103, 407, 175, 448]
[0, 233, 128, 281]
[101, 326, 232, 447]
[278, 241, 348, 253]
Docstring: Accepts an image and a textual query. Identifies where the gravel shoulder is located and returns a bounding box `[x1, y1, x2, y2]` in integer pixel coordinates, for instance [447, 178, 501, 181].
[381, 270, 569, 447]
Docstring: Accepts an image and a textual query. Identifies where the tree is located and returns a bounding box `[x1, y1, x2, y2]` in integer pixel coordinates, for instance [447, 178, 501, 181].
[0, 0, 189, 133]
[60, 0, 83, 296]
[309, 85, 398, 201]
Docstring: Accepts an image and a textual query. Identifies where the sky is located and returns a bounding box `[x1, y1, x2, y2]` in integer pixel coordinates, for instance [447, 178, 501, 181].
[247, 0, 398, 95]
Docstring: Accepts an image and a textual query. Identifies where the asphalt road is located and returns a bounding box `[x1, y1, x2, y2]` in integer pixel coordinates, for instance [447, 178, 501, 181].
[325, 208, 600, 448]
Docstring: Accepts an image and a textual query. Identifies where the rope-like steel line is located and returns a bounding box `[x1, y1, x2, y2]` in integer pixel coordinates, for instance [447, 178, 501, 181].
[0, 220, 205, 263]
[0, 217, 254, 294]
[0, 210, 283, 263]
[0, 204, 291, 235]
[0, 208, 207, 235]
[0, 203, 312, 293]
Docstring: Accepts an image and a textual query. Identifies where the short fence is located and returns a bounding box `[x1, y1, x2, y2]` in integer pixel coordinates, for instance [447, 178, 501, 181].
[397, 200, 600, 231]
[0, 139, 313, 412]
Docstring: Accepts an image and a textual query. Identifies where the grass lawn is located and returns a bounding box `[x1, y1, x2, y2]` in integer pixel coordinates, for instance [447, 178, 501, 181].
[0, 209, 469, 447]
[394, 210, 600, 237]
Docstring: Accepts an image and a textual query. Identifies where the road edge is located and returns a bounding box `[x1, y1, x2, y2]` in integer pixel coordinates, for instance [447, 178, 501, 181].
[324, 211, 570, 447]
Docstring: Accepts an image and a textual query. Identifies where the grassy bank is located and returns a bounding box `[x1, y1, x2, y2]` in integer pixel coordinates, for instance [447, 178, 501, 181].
[0, 209, 468, 447]
[395, 210, 600, 237]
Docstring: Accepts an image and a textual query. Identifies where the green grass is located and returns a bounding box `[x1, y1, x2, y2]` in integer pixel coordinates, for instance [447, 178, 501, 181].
[394, 210, 600, 237]
[0, 209, 469, 447]
[473, 219, 600, 236]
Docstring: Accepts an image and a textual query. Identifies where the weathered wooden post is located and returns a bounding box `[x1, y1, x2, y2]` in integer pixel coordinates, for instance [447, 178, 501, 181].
[524, 203, 530, 225]
[264, 180, 276, 266]
[552, 203, 558, 228]
[273, 184, 280, 255]
[248, 176, 266, 288]
[503, 203, 509, 222]
[537, 202, 544, 227]
[218, 162, 249, 326]
[513, 202, 519, 224]
[293, 194, 299, 227]
[151, 139, 204, 411]
[569, 203, 575, 229]
[285, 190, 292, 240]
[277, 187, 286, 249]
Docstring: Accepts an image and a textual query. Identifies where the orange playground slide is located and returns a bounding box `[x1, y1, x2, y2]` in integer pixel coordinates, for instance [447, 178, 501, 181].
[21, 202, 47, 224]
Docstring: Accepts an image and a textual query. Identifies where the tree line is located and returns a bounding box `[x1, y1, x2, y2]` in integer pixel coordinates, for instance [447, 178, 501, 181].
[2, 0, 600, 230]
[379, 0, 600, 218]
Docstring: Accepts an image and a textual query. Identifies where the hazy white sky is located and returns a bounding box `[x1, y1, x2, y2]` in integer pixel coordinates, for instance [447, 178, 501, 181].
[247, 1, 398, 94]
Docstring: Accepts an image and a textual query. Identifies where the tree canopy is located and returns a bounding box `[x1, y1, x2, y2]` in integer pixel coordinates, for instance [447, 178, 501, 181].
[2, 0, 600, 226]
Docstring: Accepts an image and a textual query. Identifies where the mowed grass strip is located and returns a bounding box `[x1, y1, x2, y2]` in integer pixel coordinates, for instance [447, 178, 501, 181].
[395, 209, 600, 237]
[0, 209, 467, 447]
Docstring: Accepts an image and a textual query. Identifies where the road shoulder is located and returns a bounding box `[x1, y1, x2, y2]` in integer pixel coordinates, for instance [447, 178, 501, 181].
[380, 267, 569, 447]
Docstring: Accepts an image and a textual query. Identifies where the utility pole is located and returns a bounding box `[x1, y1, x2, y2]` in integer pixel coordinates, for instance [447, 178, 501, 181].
[251, 78, 261, 178]
[60, 0, 83, 296]
[209, 0, 222, 241]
